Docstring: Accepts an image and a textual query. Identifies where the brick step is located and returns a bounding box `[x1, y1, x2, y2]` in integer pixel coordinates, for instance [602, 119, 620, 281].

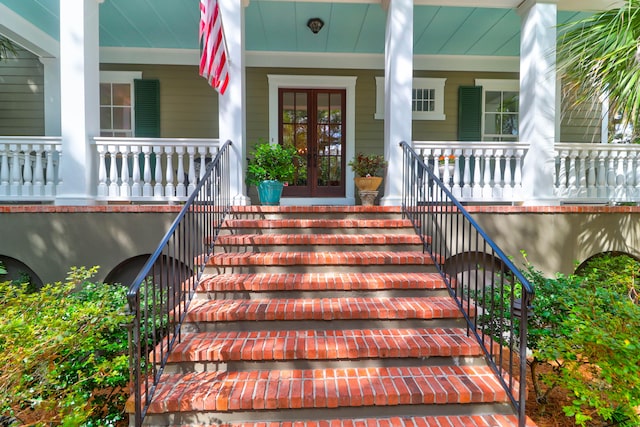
[197, 272, 446, 293]
[221, 219, 415, 234]
[183, 297, 467, 329]
[215, 233, 423, 247]
[229, 205, 404, 220]
[164, 328, 483, 367]
[137, 365, 510, 419]
[206, 251, 437, 268]
[165, 414, 538, 427]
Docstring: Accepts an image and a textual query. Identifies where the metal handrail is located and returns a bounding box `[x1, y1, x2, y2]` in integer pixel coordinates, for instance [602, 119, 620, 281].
[126, 140, 232, 427]
[400, 141, 534, 427]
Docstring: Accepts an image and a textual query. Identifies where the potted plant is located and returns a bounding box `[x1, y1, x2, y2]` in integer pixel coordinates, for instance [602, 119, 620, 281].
[246, 140, 299, 205]
[348, 152, 387, 191]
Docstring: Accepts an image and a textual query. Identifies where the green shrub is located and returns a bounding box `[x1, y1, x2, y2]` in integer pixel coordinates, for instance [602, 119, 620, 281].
[0, 266, 131, 426]
[521, 253, 640, 426]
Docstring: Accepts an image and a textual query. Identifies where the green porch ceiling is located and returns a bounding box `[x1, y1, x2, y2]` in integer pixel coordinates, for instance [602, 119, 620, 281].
[0, 0, 586, 56]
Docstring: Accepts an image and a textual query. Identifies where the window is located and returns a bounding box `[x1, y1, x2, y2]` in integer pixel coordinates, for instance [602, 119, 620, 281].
[476, 79, 519, 142]
[375, 77, 446, 120]
[99, 71, 141, 137]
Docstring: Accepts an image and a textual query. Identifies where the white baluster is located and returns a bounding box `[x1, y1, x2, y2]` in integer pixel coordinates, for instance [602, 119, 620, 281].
[108, 145, 119, 197]
[142, 146, 153, 197]
[503, 150, 513, 200]
[154, 146, 164, 197]
[10, 144, 21, 196]
[513, 150, 523, 197]
[187, 146, 197, 195]
[131, 146, 142, 197]
[0, 144, 8, 196]
[587, 151, 597, 199]
[557, 150, 568, 197]
[120, 145, 131, 198]
[176, 146, 186, 198]
[165, 146, 175, 198]
[451, 149, 461, 197]
[22, 144, 33, 196]
[626, 151, 635, 201]
[482, 150, 492, 199]
[461, 149, 472, 199]
[33, 146, 44, 196]
[492, 149, 503, 199]
[606, 152, 617, 200]
[577, 151, 588, 198]
[45, 146, 56, 196]
[615, 151, 626, 200]
[597, 151, 607, 199]
[567, 150, 578, 198]
[198, 146, 208, 181]
[472, 149, 482, 199]
[97, 145, 108, 197]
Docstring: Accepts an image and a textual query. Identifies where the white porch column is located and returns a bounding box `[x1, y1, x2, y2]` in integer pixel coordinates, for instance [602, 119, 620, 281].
[39, 57, 61, 136]
[219, 0, 249, 206]
[56, 0, 100, 205]
[518, 0, 558, 204]
[381, 0, 413, 206]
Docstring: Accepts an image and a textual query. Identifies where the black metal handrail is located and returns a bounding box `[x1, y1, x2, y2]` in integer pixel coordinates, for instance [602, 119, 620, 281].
[400, 141, 534, 427]
[126, 140, 232, 427]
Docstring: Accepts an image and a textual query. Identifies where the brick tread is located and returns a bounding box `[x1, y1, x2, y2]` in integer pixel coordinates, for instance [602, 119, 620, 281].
[175, 414, 538, 427]
[197, 272, 445, 293]
[143, 365, 509, 413]
[231, 206, 403, 214]
[216, 234, 422, 246]
[166, 328, 482, 363]
[185, 297, 465, 322]
[223, 219, 412, 229]
[208, 251, 435, 267]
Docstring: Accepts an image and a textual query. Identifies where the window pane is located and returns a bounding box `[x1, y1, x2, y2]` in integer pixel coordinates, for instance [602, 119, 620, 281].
[113, 84, 131, 106]
[485, 91, 502, 113]
[485, 113, 499, 134]
[100, 107, 112, 129]
[100, 84, 111, 105]
[112, 107, 132, 130]
[502, 92, 519, 112]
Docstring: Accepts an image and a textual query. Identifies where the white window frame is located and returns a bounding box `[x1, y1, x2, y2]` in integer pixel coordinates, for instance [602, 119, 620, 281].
[374, 77, 446, 120]
[99, 71, 142, 137]
[475, 78, 520, 141]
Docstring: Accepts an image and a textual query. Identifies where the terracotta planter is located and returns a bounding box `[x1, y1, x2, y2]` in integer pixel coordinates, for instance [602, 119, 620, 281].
[354, 176, 383, 191]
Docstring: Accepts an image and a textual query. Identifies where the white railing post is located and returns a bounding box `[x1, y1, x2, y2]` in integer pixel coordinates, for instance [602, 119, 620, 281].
[567, 150, 578, 198]
[504, 149, 514, 200]
[164, 146, 175, 198]
[97, 144, 108, 197]
[22, 144, 33, 196]
[462, 148, 472, 198]
[44, 145, 57, 197]
[131, 146, 142, 197]
[586, 150, 597, 199]
[0, 145, 8, 196]
[175, 146, 186, 198]
[472, 149, 482, 199]
[108, 145, 119, 197]
[187, 146, 197, 195]
[482, 150, 492, 199]
[120, 145, 131, 198]
[492, 149, 503, 200]
[577, 151, 588, 199]
[154, 146, 164, 197]
[33, 146, 44, 196]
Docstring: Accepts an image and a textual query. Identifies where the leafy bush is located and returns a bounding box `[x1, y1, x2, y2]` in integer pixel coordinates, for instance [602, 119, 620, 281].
[245, 140, 299, 186]
[520, 253, 640, 426]
[348, 152, 387, 177]
[0, 266, 131, 426]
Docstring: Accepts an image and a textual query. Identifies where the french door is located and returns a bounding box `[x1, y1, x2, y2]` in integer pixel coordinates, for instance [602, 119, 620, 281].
[279, 88, 346, 197]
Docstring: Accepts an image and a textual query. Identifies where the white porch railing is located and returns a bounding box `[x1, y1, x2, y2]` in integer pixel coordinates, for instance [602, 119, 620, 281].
[413, 141, 640, 205]
[93, 137, 221, 203]
[0, 137, 62, 202]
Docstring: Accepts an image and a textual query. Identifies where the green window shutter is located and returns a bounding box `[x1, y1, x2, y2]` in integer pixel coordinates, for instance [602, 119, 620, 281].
[134, 79, 160, 137]
[458, 86, 482, 141]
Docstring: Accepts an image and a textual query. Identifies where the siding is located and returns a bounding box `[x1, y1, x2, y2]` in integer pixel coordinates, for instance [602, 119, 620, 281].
[560, 83, 602, 143]
[0, 48, 44, 136]
[101, 64, 219, 138]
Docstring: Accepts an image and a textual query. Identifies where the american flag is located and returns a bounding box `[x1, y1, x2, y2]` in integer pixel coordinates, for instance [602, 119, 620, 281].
[199, 0, 229, 95]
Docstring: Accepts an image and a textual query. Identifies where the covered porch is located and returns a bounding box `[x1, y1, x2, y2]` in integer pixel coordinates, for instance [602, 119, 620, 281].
[0, 0, 627, 207]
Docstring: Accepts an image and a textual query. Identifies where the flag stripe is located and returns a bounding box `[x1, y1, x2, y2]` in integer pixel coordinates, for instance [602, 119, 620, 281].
[199, 0, 229, 95]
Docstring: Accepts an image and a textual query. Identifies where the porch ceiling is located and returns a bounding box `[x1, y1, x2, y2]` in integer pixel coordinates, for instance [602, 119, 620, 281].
[0, 0, 602, 57]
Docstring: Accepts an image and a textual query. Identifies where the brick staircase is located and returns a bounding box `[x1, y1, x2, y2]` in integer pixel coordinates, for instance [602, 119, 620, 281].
[134, 206, 533, 427]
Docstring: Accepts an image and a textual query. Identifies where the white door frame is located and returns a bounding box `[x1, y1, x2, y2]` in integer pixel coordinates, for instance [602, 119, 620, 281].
[267, 74, 357, 205]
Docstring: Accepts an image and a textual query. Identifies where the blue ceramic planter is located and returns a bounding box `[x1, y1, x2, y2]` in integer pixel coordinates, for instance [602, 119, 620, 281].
[257, 180, 284, 205]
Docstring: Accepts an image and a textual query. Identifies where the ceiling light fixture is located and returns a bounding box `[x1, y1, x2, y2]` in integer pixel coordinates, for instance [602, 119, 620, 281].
[307, 18, 324, 34]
